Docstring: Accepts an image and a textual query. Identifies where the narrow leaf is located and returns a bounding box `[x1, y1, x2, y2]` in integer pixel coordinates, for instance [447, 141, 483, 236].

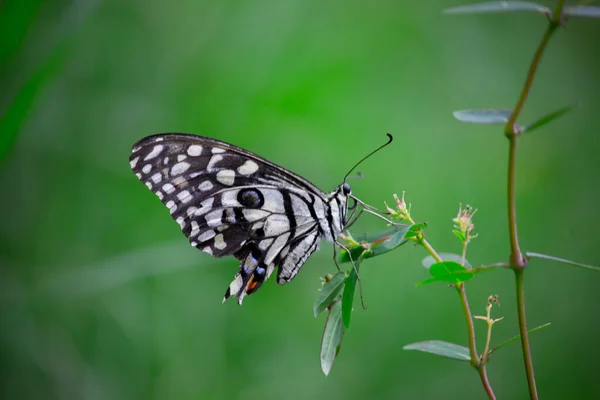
[523, 106, 571, 133]
[338, 225, 410, 263]
[403, 340, 470, 361]
[489, 322, 551, 354]
[321, 301, 345, 376]
[527, 252, 600, 272]
[444, 1, 550, 15]
[342, 266, 359, 329]
[565, 6, 600, 18]
[422, 253, 472, 270]
[314, 271, 346, 318]
[453, 109, 512, 125]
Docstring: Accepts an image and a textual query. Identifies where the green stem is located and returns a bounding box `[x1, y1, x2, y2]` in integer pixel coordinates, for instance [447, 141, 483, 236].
[457, 284, 479, 366]
[503, 2, 565, 398]
[421, 238, 442, 263]
[515, 268, 537, 399]
[457, 284, 496, 399]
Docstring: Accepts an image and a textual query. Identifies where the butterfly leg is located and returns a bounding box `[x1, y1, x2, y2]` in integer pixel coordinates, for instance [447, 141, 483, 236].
[332, 245, 342, 272]
[335, 240, 367, 310]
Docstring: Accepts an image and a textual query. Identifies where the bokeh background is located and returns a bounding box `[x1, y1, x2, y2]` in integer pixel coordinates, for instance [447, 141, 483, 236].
[1, 1, 599, 399]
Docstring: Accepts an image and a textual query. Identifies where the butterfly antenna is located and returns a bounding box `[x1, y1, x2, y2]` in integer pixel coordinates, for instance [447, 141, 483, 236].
[343, 133, 393, 183]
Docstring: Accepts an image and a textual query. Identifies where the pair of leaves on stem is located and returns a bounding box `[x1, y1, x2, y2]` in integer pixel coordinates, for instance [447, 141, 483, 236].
[315, 224, 410, 375]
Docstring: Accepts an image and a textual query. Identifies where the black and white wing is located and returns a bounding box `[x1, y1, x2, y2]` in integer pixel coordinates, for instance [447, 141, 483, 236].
[129, 133, 335, 304]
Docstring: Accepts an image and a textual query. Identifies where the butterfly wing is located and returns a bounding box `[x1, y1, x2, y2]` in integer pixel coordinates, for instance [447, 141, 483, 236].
[129, 133, 330, 303]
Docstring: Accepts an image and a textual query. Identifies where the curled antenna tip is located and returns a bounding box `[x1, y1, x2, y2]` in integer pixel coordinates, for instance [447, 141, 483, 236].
[343, 132, 394, 182]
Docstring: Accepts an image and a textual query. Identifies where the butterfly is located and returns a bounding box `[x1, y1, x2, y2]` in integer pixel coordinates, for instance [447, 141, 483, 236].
[129, 133, 392, 304]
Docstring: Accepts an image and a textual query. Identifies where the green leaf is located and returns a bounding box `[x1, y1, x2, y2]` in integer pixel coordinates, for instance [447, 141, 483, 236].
[453, 230, 466, 242]
[444, 1, 550, 15]
[403, 340, 470, 361]
[417, 261, 473, 287]
[314, 272, 346, 318]
[342, 266, 359, 329]
[565, 6, 600, 18]
[338, 225, 410, 263]
[320, 301, 345, 376]
[452, 109, 512, 125]
[422, 253, 472, 270]
[522, 106, 571, 133]
[490, 322, 551, 354]
[430, 261, 470, 282]
[526, 252, 600, 272]
[404, 223, 427, 239]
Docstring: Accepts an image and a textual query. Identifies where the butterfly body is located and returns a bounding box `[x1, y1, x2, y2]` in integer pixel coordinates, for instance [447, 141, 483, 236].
[130, 134, 351, 304]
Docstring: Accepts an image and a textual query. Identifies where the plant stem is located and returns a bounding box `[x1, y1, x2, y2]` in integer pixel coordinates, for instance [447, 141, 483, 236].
[457, 284, 496, 399]
[478, 366, 496, 400]
[503, 2, 565, 398]
[515, 268, 537, 399]
[421, 238, 442, 263]
[457, 284, 479, 366]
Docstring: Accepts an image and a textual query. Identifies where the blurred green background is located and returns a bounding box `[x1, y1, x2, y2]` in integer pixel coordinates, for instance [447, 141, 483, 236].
[1, 1, 599, 399]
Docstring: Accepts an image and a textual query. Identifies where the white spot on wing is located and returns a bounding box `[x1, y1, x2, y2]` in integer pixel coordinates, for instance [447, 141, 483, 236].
[155, 191, 164, 200]
[186, 206, 198, 216]
[162, 183, 175, 194]
[237, 160, 259, 176]
[202, 246, 213, 255]
[145, 182, 152, 189]
[187, 145, 203, 156]
[198, 180, 213, 192]
[171, 161, 190, 176]
[207, 154, 223, 171]
[216, 170, 235, 185]
[197, 230, 216, 242]
[166, 200, 177, 214]
[130, 156, 140, 169]
[194, 198, 214, 216]
[142, 164, 152, 174]
[212, 147, 225, 154]
[177, 190, 192, 203]
[176, 216, 185, 228]
[144, 144, 164, 161]
[205, 209, 223, 227]
[214, 233, 227, 250]
[177, 154, 187, 162]
[151, 173, 162, 184]
[190, 221, 200, 237]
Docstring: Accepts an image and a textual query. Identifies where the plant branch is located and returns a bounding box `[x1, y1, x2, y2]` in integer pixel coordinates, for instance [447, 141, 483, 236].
[504, 2, 566, 399]
[457, 284, 496, 399]
[478, 366, 496, 400]
[515, 268, 537, 400]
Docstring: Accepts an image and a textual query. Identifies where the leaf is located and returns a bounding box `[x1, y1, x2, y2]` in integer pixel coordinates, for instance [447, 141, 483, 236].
[320, 301, 345, 376]
[489, 322, 551, 354]
[430, 261, 470, 283]
[342, 266, 359, 329]
[522, 106, 571, 133]
[422, 253, 472, 270]
[403, 340, 470, 361]
[416, 261, 479, 287]
[526, 252, 600, 272]
[565, 6, 600, 18]
[444, 1, 550, 15]
[404, 223, 427, 239]
[338, 225, 410, 263]
[314, 272, 346, 318]
[452, 109, 512, 125]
